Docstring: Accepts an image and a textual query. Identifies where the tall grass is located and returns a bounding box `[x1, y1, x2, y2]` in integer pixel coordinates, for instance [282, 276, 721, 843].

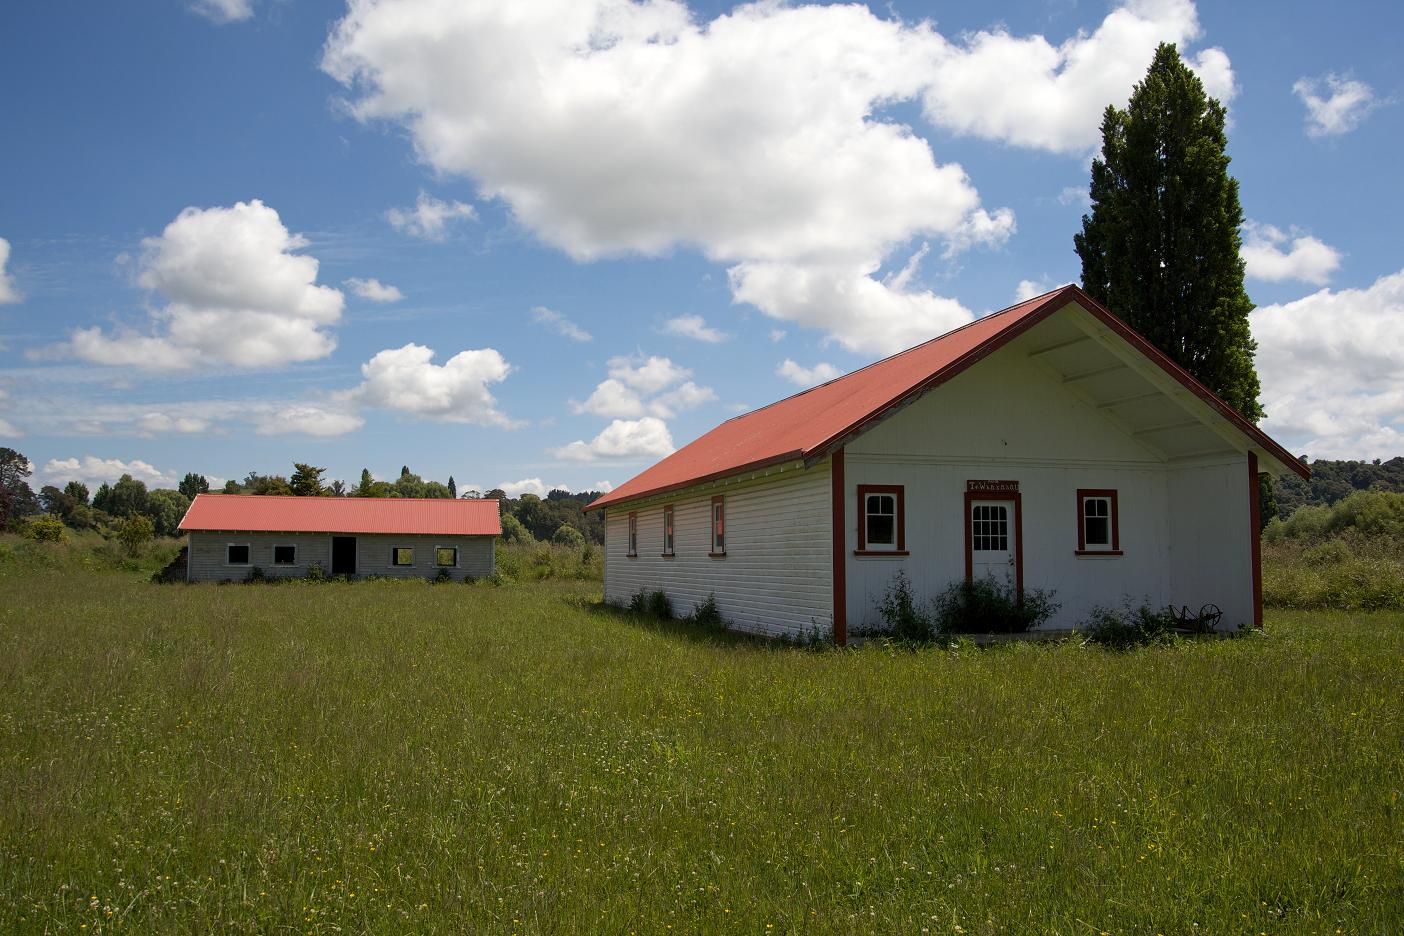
[1262, 536, 1404, 611]
[0, 549, 1400, 932]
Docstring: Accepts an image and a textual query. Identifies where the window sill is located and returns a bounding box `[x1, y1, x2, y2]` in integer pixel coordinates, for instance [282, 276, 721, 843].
[660, 553, 675, 559]
[708, 552, 727, 559]
[853, 549, 910, 558]
[626, 553, 638, 559]
[1075, 549, 1123, 557]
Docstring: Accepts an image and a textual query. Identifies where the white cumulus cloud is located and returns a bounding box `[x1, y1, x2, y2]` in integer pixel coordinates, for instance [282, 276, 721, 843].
[920, 0, 1235, 155]
[776, 359, 842, 388]
[386, 191, 478, 241]
[1241, 222, 1342, 286]
[41, 455, 176, 488]
[355, 343, 515, 426]
[1292, 73, 1380, 138]
[572, 354, 714, 419]
[663, 315, 729, 343]
[322, 0, 1026, 352]
[189, 0, 254, 24]
[344, 277, 404, 302]
[1253, 268, 1404, 459]
[251, 404, 367, 438]
[1014, 278, 1057, 303]
[60, 200, 343, 370]
[497, 478, 555, 498]
[552, 417, 675, 462]
[0, 237, 21, 305]
[531, 306, 592, 343]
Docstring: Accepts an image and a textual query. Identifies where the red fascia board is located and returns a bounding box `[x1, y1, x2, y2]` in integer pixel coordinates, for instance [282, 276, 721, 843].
[583, 450, 806, 511]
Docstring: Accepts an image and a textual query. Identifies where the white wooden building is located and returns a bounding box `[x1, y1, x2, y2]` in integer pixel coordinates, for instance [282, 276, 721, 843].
[587, 285, 1307, 642]
[178, 494, 500, 582]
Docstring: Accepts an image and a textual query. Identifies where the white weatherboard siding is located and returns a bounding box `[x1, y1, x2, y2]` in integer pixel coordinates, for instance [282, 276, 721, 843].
[604, 461, 832, 638]
[186, 531, 494, 582]
[1166, 459, 1253, 628]
[844, 341, 1253, 631]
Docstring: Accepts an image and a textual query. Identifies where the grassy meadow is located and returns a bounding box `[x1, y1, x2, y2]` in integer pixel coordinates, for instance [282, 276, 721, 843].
[1, 535, 1401, 933]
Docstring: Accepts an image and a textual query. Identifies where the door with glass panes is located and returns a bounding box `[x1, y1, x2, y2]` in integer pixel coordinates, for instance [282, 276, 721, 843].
[969, 499, 1016, 586]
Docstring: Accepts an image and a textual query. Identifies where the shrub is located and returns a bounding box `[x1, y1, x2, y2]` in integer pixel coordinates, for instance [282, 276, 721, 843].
[551, 523, 585, 547]
[932, 577, 1059, 634]
[1265, 490, 1404, 544]
[500, 513, 531, 544]
[873, 569, 935, 640]
[646, 589, 672, 620]
[305, 561, 327, 583]
[627, 588, 671, 618]
[23, 516, 65, 542]
[691, 593, 724, 629]
[433, 566, 452, 584]
[114, 514, 155, 556]
[1082, 603, 1177, 649]
[247, 565, 266, 583]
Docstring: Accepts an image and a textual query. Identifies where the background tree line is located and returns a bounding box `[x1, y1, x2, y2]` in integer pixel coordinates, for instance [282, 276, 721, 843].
[2, 448, 606, 547]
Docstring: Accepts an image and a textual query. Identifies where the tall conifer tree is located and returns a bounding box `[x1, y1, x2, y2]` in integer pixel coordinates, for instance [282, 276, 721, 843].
[1075, 43, 1262, 420]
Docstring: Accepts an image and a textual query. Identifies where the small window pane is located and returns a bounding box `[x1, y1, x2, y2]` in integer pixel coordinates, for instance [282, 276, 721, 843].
[227, 544, 249, 565]
[1083, 497, 1112, 547]
[273, 545, 296, 565]
[867, 514, 895, 546]
[435, 547, 457, 567]
[393, 547, 414, 566]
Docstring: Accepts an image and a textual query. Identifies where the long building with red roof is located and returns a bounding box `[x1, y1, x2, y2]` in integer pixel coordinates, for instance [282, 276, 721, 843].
[589, 284, 1305, 643]
[178, 494, 501, 582]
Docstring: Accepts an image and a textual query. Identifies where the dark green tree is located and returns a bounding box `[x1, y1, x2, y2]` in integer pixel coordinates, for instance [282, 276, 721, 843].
[356, 469, 375, 497]
[0, 447, 38, 530]
[329, 479, 347, 497]
[1075, 42, 1262, 420]
[178, 472, 210, 499]
[94, 473, 149, 518]
[145, 489, 191, 537]
[448, 476, 457, 499]
[222, 479, 241, 494]
[290, 463, 327, 497]
[63, 480, 90, 505]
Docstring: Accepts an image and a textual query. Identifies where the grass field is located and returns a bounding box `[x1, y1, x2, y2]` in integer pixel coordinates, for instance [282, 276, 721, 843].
[2, 541, 1401, 933]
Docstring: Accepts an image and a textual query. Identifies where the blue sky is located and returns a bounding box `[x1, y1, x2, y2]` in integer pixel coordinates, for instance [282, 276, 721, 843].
[1, 0, 1400, 497]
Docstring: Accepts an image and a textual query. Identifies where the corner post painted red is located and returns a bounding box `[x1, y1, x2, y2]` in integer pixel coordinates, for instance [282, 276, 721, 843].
[1249, 452, 1263, 629]
[831, 448, 846, 647]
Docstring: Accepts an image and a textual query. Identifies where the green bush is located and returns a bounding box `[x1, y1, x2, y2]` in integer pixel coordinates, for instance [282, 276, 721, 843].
[500, 513, 531, 544]
[1263, 537, 1404, 611]
[691, 593, 724, 629]
[551, 523, 585, 547]
[1265, 490, 1404, 544]
[872, 569, 935, 640]
[248, 565, 266, 583]
[932, 577, 1059, 634]
[23, 516, 65, 542]
[305, 561, 327, 583]
[646, 589, 672, 620]
[114, 514, 155, 556]
[1082, 603, 1177, 649]
[433, 566, 452, 584]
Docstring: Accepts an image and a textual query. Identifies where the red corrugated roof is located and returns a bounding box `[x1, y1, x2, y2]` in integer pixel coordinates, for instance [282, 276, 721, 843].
[179, 494, 502, 536]
[589, 284, 1306, 511]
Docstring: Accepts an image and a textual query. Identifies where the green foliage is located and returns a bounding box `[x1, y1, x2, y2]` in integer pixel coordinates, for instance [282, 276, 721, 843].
[178, 472, 210, 499]
[626, 588, 672, 618]
[63, 480, 90, 506]
[0, 447, 38, 530]
[144, 489, 191, 538]
[433, 566, 452, 584]
[93, 473, 150, 518]
[1075, 43, 1262, 420]
[1263, 537, 1404, 612]
[551, 523, 585, 547]
[247, 565, 266, 583]
[1274, 456, 1404, 515]
[22, 516, 65, 542]
[691, 593, 724, 629]
[492, 541, 601, 582]
[499, 489, 606, 544]
[114, 514, 155, 556]
[289, 463, 326, 497]
[305, 561, 327, 583]
[933, 577, 1059, 634]
[499, 513, 531, 544]
[1081, 603, 1178, 649]
[872, 569, 936, 641]
[1264, 490, 1404, 544]
[448, 476, 457, 499]
[222, 479, 240, 494]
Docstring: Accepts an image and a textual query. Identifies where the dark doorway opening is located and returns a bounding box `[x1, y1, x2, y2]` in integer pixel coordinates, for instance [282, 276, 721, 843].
[331, 537, 357, 576]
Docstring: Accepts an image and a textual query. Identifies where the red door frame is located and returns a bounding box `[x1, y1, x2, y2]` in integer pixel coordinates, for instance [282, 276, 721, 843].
[964, 490, 1024, 595]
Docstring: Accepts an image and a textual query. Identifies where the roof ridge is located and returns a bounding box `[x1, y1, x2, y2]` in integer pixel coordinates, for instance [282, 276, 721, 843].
[717, 284, 1075, 425]
[195, 492, 496, 504]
